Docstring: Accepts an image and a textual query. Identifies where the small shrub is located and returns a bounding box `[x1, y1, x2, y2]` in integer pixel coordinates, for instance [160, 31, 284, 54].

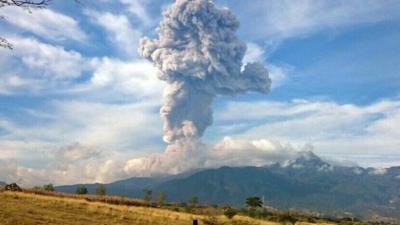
[277, 212, 298, 225]
[95, 184, 106, 195]
[224, 207, 237, 219]
[75, 185, 88, 195]
[247, 208, 256, 218]
[143, 188, 152, 203]
[245, 196, 263, 208]
[157, 191, 166, 206]
[184, 205, 192, 213]
[43, 184, 55, 192]
[188, 196, 198, 208]
[202, 216, 220, 225]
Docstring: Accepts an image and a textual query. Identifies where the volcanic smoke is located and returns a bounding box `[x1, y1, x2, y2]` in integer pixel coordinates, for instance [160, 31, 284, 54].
[128, 0, 271, 175]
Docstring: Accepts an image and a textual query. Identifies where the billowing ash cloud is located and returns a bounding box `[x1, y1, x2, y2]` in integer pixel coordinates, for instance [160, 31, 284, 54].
[123, 137, 303, 176]
[0, 138, 307, 186]
[139, 0, 271, 144]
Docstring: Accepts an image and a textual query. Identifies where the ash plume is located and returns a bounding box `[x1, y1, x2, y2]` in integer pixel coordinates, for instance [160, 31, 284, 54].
[140, 0, 271, 144]
[134, 0, 271, 174]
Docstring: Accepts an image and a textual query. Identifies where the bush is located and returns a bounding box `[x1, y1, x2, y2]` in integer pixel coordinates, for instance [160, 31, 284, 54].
[95, 184, 106, 195]
[224, 207, 237, 219]
[276, 212, 298, 225]
[245, 196, 262, 208]
[143, 188, 152, 203]
[202, 216, 220, 225]
[75, 185, 88, 195]
[188, 196, 198, 208]
[43, 184, 55, 192]
[157, 191, 166, 206]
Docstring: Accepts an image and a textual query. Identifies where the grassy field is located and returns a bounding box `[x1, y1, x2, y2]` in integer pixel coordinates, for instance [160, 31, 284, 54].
[0, 191, 334, 225]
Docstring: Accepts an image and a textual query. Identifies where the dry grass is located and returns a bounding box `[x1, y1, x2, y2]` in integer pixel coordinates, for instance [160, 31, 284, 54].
[22, 188, 150, 207]
[0, 190, 335, 225]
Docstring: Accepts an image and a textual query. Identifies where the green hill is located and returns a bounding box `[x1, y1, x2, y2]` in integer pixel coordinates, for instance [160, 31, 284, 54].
[56, 153, 400, 220]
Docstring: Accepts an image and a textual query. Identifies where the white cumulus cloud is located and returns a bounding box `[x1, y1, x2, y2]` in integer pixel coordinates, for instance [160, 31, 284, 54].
[5, 37, 86, 80]
[0, 7, 86, 42]
[86, 11, 142, 57]
[89, 57, 164, 98]
[222, 0, 400, 41]
[214, 98, 400, 166]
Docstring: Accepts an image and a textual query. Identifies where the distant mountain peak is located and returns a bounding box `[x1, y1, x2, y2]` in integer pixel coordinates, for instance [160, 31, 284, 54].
[297, 151, 322, 162]
[280, 151, 334, 172]
[367, 167, 388, 175]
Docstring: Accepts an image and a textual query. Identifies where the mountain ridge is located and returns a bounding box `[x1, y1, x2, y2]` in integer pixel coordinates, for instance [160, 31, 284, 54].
[56, 153, 400, 220]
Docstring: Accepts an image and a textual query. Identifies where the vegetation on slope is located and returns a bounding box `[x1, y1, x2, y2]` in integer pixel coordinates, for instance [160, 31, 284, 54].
[54, 159, 400, 221]
[1, 187, 396, 225]
[0, 191, 301, 225]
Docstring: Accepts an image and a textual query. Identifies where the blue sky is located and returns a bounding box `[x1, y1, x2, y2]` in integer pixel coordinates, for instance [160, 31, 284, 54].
[0, 0, 399, 185]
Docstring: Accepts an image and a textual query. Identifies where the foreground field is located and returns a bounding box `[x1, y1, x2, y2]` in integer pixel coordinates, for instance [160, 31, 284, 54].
[0, 191, 333, 225]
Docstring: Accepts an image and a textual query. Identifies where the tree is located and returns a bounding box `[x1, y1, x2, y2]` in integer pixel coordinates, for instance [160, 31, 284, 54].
[75, 185, 88, 195]
[1, 0, 80, 49]
[0, 0, 50, 49]
[43, 183, 54, 192]
[143, 188, 152, 203]
[95, 184, 106, 195]
[0, 37, 13, 50]
[246, 196, 263, 208]
[224, 207, 237, 219]
[0, 0, 50, 8]
[157, 191, 166, 206]
[188, 196, 198, 208]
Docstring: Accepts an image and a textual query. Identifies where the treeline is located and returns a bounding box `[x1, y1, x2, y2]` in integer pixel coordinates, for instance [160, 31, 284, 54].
[36, 183, 106, 195]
